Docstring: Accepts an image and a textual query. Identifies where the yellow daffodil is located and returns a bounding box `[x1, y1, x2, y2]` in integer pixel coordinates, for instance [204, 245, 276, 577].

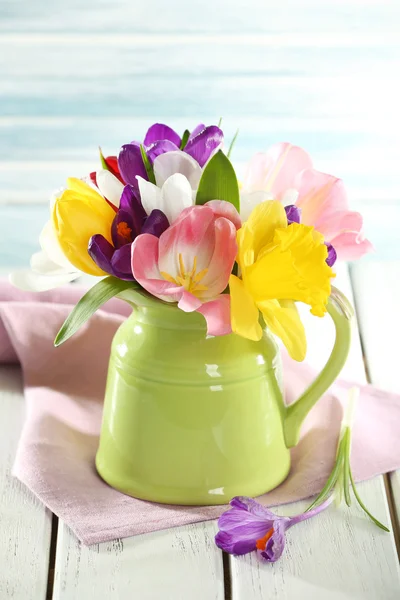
[52, 178, 116, 275]
[229, 200, 335, 361]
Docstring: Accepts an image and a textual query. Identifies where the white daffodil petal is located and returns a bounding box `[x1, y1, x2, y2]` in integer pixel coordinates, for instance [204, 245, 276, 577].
[161, 174, 194, 223]
[96, 170, 124, 208]
[30, 250, 74, 276]
[9, 269, 80, 292]
[154, 151, 202, 190]
[137, 176, 163, 216]
[240, 190, 274, 221]
[39, 221, 76, 270]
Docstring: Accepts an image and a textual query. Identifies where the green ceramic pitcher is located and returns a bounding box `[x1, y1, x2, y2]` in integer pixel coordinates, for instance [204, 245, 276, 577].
[95, 286, 353, 505]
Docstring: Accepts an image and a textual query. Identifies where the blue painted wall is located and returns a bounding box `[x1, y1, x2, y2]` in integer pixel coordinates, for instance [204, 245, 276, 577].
[1, 0, 399, 265]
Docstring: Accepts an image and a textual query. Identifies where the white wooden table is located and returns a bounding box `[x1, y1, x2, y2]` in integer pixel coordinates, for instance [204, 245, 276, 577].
[1, 263, 399, 599]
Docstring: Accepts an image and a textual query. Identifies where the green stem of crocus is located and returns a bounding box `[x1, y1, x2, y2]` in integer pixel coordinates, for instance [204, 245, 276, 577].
[227, 129, 239, 159]
[342, 428, 352, 507]
[349, 469, 390, 532]
[305, 447, 344, 512]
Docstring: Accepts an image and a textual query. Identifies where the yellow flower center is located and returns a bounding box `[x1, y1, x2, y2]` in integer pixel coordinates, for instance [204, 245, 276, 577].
[161, 254, 208, 295]
[116, 221, 133, 242]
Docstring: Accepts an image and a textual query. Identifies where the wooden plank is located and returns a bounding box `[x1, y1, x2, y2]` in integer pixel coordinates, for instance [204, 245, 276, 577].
[0, 366, 52, 600]
[351, 260, 400, 533]
[230, 264, 400, 599]
[1, 1, 399, 35]
[53, 520, 224, 600]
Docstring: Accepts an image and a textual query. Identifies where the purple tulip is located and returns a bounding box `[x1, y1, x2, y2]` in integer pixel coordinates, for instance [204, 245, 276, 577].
[285, 204, 337, 267]
[118, 122, 224, 186]
[88, 185, 169, 280]
[215, 496, 332, 563]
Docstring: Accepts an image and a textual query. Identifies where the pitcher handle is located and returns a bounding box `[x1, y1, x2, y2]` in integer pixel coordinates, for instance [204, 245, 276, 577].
[283, 286, 354, 448]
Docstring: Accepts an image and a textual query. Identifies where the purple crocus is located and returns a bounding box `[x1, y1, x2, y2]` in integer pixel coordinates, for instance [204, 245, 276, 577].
[285, 204, 337, 267]
[215, 496, 332, 563]
[118, 122, 223, 187]
[88, 185, 169, 280]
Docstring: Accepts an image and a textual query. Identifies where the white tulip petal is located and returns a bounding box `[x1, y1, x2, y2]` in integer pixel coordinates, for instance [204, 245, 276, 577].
[137, 176, 163, 216]
[49, 187, 65, 209]
[30, 250, 75, 276]
[240, 191, 274, 221]
[281, 188, 299, 207]
[96, 170, 124, 208]
[161, 174, 194, 224]
[39, 221, 75, 270]
[9, 269, 80, 292]
[154, 151, 202, 190]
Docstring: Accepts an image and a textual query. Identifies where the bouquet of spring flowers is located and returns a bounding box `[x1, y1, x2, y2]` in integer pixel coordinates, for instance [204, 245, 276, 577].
[11, 122, 372, 357]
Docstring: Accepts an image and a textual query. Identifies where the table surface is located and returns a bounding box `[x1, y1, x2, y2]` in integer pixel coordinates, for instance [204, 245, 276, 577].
[2, 1, 400, 597]
[1, 262, 400, 599]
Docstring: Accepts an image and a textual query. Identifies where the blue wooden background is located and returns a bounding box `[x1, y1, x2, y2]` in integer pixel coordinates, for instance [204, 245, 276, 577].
[1, 0, 399, 266]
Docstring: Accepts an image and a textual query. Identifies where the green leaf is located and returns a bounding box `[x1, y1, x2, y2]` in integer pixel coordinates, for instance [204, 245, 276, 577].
[195, 150, 240, 211]
[349, 469, 390, 532]
[217, 117, 223, 128]
[305, 447, 343, 512]
[180, 129, 190, 150]
[99, 147, 109, 170]
[54, 277, 138, 347]
[140, 145, 156, 184]
[227, 129, 239, 159]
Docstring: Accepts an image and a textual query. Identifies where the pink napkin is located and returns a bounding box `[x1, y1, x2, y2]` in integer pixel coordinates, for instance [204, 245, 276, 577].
[1, 281, 400, 545]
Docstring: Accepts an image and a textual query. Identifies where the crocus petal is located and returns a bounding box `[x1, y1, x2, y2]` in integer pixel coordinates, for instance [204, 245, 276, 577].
[178, 290, 202, 312]
[259, 520, 287, 563]
[111, 244, 134, 280]
[88, 234, 115, 276]
[160, 173, 195, 224]
[111, 185, 147, 247]
[153, 150, 202, 190]
[200, 217, 237, 297]
[142, 209, 169, 237]
[147, 140, 180, 163]
[196, 295, 232, 336]
[9, 269, 80, 292]
[189, 123, 206, 140]
[206, 200, 241, 230]
[137, 177, 163, 216]
[240, 190, 274, 222]
[229, 274, 262, 341]
[96, 170, 124, 208]
[243, 144, 313, 198]
[257, 299, 307, 362]
[325, 243, 337, 267]
[285, 204, 301, 224]
[144, 123, 181, 148]
[118, 143, 147, 188]
[229, 496, 279, 520]
[184, 125, 223, 167]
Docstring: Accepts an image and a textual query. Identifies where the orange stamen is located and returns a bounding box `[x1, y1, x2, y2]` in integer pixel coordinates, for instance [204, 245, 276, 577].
[256, 528, 274, 551]
[116, 221, 133, 242]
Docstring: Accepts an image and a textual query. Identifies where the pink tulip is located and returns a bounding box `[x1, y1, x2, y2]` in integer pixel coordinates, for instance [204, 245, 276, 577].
[242, 143, 373, 261]
[131, 202, 240, 336]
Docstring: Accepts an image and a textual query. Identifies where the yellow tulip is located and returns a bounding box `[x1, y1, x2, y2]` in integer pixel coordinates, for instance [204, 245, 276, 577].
[230, 200, 335, 361]
[52, 178, 116, 276]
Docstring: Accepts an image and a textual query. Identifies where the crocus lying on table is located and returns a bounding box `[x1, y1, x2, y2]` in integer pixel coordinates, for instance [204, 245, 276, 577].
[215, 388, 388, 564]
[9, 121, 372, 352]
